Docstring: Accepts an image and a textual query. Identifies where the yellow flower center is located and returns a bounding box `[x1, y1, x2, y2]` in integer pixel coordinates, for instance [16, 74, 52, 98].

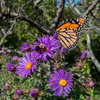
[25, 47, 28, 50]
[25, 46, 30, 50]
[11, 67, 14, 70]
[59, 79, 67, 86]
[50, 37, 53, 40]
[25, 62, 32, 69]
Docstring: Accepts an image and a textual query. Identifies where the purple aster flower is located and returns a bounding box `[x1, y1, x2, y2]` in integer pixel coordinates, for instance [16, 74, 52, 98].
[19, 42, 30, 51]
[32, 35, 60, 61]
[16, 52, 38, 78]
[13, 56, 18, 61]
[6, 62, 16, 72]
[81, 51, 87, 59]
[30, 91, 38, 98]
[60, 46, 66, 55]
[88, 81, 94, 88]
[49, 69, 73, 97]
[16, 89, 23, 96]
[81, 50, 90, 60]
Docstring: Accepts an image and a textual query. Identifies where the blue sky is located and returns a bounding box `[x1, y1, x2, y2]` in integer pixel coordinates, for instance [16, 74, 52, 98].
[57, 0, 86, 7]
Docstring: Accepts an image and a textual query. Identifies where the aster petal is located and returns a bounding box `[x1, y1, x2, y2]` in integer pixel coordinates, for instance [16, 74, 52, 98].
[65, 72, 69, 79]
[16, 69, 26, 74]
[67, 84, 73, 88]
[26, 52, 30, 62]
[32, 65, 36, 70]
[64, 85, 71, 92]
[64, 89, 69, 96]
[58, 69, 65, 79]
[54, 86, 63, 97]
[53, 50, 59, 53]
[50, 84, 60, 91]
[47, 53, 53, 59]
[31, 45, 36, 50]
[53, 33, 58, 38]
[33, 42, 40, 45]
[21, 56, 28, 64]
[43, 54, 47, 61]
[17, 65, 25, 69]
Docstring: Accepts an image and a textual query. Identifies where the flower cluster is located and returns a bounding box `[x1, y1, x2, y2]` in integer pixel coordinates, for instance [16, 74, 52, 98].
[4, 33, 94, 99]
[6, 34, 61, 78]
[31, 34, 60, 61]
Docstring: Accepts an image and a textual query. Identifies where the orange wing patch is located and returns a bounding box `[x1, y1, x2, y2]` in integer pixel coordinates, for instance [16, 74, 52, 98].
[56, 23, 71, 32]
[56, 23, 79, 32]
[67, 24, 79, 30]
[78, 17, 85, 25]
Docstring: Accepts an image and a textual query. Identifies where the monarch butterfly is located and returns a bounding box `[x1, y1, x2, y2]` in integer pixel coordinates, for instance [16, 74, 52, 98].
[56, 17, 89, 50]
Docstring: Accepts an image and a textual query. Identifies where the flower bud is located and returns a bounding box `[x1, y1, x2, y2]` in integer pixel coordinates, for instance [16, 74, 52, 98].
[34, 87, 39, 93]
[12, 95, 18, 100]
[82, 83, 86, 87]
[71, 73, 74, 77]
[39, 91, 46, 97]
[60, 46, 66, 55]
[88, 81, 94, 88]
[77, 62, 82, 67]
[30, 91, 38, 98]
[16, 89, 23, 96]
[25, 88, 30, 93]
[86, 96, 90, 100]
[81, 51, 87, 60]
[5, 82, 10, 90]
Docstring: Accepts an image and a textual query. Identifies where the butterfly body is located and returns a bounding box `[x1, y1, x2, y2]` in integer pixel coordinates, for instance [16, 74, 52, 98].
[56, 17, 89, 50]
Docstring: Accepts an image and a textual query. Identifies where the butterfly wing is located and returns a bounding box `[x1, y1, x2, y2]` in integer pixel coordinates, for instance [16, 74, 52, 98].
[69, 17, 89, 32]
[56, 17, 89, 50]
[57, 28, 80, 50]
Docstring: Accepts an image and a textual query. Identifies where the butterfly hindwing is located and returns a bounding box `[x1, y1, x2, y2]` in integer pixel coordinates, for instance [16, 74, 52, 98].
[56, 17, 89, 50]
[57, 28, 80, 50]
